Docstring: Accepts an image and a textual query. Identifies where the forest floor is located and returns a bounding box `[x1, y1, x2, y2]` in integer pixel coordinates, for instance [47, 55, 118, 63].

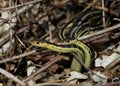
[0, 0, 120, 86]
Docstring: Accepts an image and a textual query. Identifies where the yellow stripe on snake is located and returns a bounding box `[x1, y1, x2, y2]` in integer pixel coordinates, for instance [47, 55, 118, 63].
[31, 9, 111, 72]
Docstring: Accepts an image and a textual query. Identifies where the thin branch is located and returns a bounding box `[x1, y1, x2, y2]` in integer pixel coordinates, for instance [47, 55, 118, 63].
[0, 68, 26, 86]
[0, 33, 10, 47]
[106, 57, 120, 70]
[32, 82, 71, 86]
[82, 1, 119, 17]
[23, 55, 64, 83]
[0, 50, 36, 64]
[114, 18, 120, 21]
[15, 34, 27, 49]
[102, 0, 106, 28]
[83, 33, 109, 43]
[0, 0, 43, 12]
[9, 0, 13, 57]
[95, 5, 119, 17]
[77, 23, 120, 40]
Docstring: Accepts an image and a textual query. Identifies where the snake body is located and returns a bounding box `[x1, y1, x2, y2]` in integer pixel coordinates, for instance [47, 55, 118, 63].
[31, 8, 110, 72]
[31, 41, 84, 72]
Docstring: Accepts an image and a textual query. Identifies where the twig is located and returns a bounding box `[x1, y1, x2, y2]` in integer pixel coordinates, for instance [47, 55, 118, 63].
[0, 67, 26, 86]
[102, 0, 106, 28]
[15, 34, 27, 49]
[83, 33, 109, 43]
[77, 23, 120, 40]
[0, 33, 10, 47]
[9, 0, 13, 57]
[82, 0, 97, 12]
[32, 82, 71, 86]
[23, 55, 64, 83]
[106, 57, 120, 70]
[84, 32, 120, 43]
[101, 81, 120, 86]
[48, 15, 53, 42]
[81, 1, 119, 17]
[114, 18, 120, 21]
[0, 0, 43, 12]
[0, 50, 36, 64]
[95, 5, 119, 17]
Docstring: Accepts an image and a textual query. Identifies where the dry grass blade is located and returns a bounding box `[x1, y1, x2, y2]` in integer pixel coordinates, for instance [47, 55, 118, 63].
[0, 68, 26, 86]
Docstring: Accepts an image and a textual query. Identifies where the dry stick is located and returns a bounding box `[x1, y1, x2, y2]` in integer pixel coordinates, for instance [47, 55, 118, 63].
[32, 83, 70, 86]
[0, 50, 36, 64]
[83, 33, 109, 43]
[82, 0, 97, 12]
[9, 0, 13, 57]
[95, 5, 119, 17]
[114, 18, 120, 21]
[77, 23, 120, 40]
[83, 1, 119, 17]
[0, 0, 43, 12]
[23, 55, 64, 83]
[106, 57, 120, 70]
[15, 35, 27, 49]
[102, 0, 106, 28]
[0, 68, 26, 86]
[0, 33, 10, 47]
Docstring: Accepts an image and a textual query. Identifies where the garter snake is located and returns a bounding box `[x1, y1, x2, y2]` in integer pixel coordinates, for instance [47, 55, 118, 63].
[59, 39, 93, 71]
[31, 9, 111, 72]
[59, 11, 103, 40]
[31, 41, 84, 72]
